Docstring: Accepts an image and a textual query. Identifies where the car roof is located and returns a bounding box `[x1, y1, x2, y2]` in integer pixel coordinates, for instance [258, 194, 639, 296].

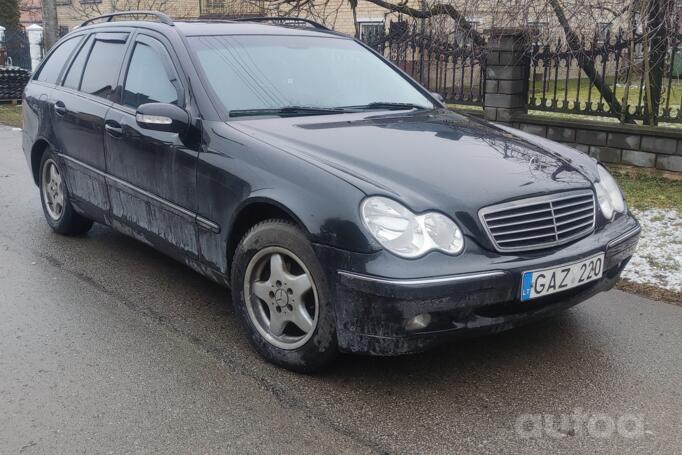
[174, 21, 345, 37]
[76, 19, 349, 39]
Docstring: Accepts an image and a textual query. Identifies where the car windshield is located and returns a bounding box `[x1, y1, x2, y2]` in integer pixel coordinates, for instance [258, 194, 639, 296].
[188, 34, 434, 117]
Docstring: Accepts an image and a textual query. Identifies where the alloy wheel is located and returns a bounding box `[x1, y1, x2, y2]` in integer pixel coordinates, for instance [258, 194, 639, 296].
[42, 159, 65, 221]
[244, 246, 319, 350]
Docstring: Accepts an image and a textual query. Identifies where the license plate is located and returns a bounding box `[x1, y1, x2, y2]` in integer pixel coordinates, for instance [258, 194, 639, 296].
[520, 253, 605, 302]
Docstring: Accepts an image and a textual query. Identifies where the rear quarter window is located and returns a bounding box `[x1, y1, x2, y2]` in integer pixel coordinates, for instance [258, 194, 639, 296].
[35, 36, 82, 84]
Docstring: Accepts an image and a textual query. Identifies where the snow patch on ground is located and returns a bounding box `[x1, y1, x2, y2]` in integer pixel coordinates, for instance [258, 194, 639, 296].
[622, 209, 682, 292]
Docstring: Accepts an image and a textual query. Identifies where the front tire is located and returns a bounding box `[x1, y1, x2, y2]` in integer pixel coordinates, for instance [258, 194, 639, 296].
[39, 148, 93, 235]
[231, 220, 337, 373]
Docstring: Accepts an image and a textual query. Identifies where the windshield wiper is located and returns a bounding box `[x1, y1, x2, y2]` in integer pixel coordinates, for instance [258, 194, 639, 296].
[339, 102, 430, 111]
[229, 106, 347, 118]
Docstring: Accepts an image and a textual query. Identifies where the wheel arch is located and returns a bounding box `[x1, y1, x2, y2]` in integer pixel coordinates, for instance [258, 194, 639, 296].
[30, 138, 52, 185]
[226, 197, 310, 272]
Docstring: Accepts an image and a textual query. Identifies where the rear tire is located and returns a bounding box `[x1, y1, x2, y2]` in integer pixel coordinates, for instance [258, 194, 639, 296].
[231, 219, 337, 373]
[39, 148, 93, 236]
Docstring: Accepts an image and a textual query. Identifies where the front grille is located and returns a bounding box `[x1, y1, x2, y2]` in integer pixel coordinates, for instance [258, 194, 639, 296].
[479, 190, 596, 252]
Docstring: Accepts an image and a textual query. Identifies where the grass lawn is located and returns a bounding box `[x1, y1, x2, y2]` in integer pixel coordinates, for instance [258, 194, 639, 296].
[0, 104, 22, 128]
[610, 167, 682, 212]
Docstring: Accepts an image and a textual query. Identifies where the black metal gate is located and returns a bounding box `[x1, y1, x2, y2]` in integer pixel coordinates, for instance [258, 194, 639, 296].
[363, 21, 486, 107]
[3, 28, 31, 70]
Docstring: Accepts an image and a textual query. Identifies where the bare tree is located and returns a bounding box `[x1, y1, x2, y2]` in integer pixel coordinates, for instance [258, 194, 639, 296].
[42, 0, 58, 49]
[66, 0, 195, 23]
[546, 0, 624, 118]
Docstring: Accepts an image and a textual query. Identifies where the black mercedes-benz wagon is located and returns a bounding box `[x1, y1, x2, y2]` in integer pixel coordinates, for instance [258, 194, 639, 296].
[23, 12, 640, 372]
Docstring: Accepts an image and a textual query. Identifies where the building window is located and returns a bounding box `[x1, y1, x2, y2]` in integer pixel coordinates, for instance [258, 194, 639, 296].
[358, 21, 384, 44]
[465, 17, 481, 32]
[632, 12, 643, 35]
[527, 21, 546, 34]
[527, 21, 548, 45]
[203, 0, 226, 15]
[597, 22, 611, 44]
[454, 17, 481, 47]
[388, 20, 408, 37]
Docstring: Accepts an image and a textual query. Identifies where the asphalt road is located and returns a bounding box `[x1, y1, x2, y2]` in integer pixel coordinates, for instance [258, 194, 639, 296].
[1, 125, 680, 454]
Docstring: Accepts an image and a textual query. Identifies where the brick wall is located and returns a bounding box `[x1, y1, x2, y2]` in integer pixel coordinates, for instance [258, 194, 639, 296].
[511, 116, 682, 173]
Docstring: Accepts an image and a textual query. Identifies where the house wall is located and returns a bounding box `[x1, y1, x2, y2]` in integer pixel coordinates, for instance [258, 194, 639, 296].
[55, 0, 201, 31]
[20, 0, 43, 26]
[53, 0, 420, 35]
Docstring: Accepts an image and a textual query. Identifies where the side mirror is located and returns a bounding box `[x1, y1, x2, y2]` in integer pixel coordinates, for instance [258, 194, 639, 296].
[135, 103, 190, 134]
[431, 92, 445, 104]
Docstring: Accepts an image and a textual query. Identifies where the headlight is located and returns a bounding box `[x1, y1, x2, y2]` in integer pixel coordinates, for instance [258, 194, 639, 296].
[595, 165, 625, 220]
[360, 196, 464, 258]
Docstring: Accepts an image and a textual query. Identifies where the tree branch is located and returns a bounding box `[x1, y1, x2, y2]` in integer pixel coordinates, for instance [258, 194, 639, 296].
[546, 0, 627, 120]
[362, 0, 485, 46]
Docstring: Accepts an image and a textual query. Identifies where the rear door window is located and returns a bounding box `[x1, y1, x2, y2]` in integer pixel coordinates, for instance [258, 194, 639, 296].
[80, 33, 129, 99]
[62, 35, 93, 90]
[35, 36, 82, 84]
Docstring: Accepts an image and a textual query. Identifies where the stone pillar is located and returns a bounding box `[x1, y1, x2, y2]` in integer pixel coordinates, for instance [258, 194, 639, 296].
[484, 28, 530, 123]
[27, 24, 44, 72]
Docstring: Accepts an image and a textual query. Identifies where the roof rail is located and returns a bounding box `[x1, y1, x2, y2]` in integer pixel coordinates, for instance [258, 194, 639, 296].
[79, 11, 173, 28]
[232, 16, 329, 31]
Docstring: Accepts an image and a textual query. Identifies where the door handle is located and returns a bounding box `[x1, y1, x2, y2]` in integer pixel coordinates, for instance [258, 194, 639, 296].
[54, 101, 66, 117]
[105, 122, 123, 138]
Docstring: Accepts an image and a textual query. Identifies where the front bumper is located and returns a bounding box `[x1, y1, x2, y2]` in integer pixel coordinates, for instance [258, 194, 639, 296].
[314, 213, 640, 355]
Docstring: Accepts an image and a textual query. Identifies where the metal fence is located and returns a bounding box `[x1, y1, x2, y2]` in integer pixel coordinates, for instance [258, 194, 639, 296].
[528, 30, 682, 124]
[365, 22, 486, 107]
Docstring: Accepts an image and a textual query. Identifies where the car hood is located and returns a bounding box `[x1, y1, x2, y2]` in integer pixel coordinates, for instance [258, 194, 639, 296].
[228, 109, 598, 222]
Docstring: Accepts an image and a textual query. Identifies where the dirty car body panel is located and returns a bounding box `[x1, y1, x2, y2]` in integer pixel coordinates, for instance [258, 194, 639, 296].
[22, 18, 639, 358]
